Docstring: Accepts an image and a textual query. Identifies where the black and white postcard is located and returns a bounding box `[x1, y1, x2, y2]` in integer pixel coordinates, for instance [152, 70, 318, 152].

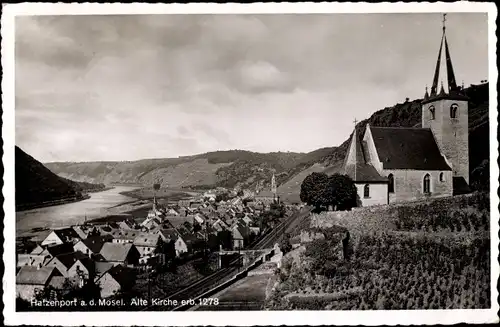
[2, 2, 498, 326]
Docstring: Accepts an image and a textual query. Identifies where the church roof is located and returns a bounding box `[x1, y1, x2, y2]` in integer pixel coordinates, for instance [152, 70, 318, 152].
[370, 127, 452, 171]
[343, 128, 387, 183]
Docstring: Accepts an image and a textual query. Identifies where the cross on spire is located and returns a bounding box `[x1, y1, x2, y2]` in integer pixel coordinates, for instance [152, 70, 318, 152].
[442, 13, 447, 31]
[353, 118, 358, 126]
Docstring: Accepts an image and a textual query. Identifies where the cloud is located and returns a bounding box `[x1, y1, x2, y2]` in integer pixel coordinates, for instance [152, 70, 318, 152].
[14, 13, 488, 162]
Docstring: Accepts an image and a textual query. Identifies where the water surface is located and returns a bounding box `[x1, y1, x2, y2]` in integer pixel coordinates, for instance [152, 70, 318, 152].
[16, 186, 139, 234]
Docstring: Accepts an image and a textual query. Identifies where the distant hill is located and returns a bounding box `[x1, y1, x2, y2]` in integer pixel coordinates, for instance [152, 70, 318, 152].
[43, 83, 489, 201]
[15, 146, 106, 211]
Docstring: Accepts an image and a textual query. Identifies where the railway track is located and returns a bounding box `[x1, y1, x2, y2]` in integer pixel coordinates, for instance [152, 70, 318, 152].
[142, 206, 312, 311]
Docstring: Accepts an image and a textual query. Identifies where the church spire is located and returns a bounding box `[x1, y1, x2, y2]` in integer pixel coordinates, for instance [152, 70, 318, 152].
[430, 14, 460, 97]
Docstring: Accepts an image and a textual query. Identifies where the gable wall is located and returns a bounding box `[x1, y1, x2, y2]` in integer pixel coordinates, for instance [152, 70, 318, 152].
[355, 183, 388, 207]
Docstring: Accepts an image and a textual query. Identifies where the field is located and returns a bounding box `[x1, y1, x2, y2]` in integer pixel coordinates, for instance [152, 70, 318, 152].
[265, 193, 492, 310]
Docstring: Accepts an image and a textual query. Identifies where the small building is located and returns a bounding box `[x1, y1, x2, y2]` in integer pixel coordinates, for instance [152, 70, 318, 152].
[41, 228, 82, 246]
[16, 266, 62, 301]
[73, 235, 113, 257]
[99, 243, 140, 266]
[31, 243, 74, 259]
[109, 229, 138, 244]
[133, 233, 162, 257]
[96, 265, 135, 298]
[45, 251, 89, 277]
[16, 254, 50, 268]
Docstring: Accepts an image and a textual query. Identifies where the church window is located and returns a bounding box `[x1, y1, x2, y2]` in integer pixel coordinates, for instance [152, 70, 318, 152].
[423, 174, 431, 194]
[388, 174, 395, 193]
[439, 172, 445, 182]
[450, 104, 459, 118]
[429, 106, 435, 120]
[363, 184, 370, 198]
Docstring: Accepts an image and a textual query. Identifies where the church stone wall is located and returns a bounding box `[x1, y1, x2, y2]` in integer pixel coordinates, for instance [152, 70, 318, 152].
[355, 183, 388, 207]
[422, 99, 469, 184]
[384, 169, 452, 203]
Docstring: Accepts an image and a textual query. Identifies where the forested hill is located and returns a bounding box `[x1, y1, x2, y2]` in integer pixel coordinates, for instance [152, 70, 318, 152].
[15, 146, 106, 211]
[43, 82, 489, 199]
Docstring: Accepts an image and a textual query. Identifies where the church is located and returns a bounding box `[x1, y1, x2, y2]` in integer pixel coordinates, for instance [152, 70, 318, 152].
[343, 16, 470, 207]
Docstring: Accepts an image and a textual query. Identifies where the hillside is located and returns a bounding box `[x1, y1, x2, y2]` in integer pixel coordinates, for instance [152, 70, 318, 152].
[44, 83, 489, 198]
[15, 146, 106, 211]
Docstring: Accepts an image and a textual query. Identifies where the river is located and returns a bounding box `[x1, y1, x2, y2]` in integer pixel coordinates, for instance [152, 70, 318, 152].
[16, 186, 140, 235]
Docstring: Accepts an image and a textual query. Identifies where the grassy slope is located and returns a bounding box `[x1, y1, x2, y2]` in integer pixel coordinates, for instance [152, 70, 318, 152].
[43, 83, 489, 196]
[266, 193, 490, 310]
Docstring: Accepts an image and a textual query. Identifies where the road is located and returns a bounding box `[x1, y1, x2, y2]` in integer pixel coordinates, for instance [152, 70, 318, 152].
[142, 205, 312, 311]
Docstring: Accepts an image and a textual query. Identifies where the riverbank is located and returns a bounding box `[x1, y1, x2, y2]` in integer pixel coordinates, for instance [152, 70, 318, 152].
[16, 194, 91, 212]
[120, 187, 198, 202]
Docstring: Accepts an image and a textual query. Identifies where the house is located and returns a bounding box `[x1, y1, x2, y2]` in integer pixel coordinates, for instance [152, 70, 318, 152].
[31, 243, 74, 259]
[16, 266, 62, 301]
[41, 227, 82, 246]
[157, 228, 179, 243]
[94, 261, 115, 280]
[133, 233, 162, 257]
[73, 235, 113, 257]
[173, 234, 190, 257]
[341, 23, 469, 207]
[193, 213, 205, 224]
[117, 220, 137, 230]
[16, 254, 50, 268]
[45, 251, 89, 277]
[96, 265, 135, 298]
[67, 256, 96, 285]
[109, 229, 138, 244]
[141, 217, 162, 231]
[72, 225, 97, 240]
[165, 208, 180, 216]
[99, 243, 140, 266]
[212, 219, 229, 232]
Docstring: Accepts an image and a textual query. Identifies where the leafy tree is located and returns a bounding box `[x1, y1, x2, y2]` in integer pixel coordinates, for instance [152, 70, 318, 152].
[279, 233, 293, 254]
[300, 172, 330, 211]
[300, 172, 357, 211]
[326, 174, 358, 211]
[237, 190, 244, 197]
[217, 230, 233, 250]
[471, 159, 489, 192]
[215, 192, 230, 202]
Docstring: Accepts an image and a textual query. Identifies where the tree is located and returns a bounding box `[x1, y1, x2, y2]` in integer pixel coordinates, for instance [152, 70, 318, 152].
[237, 190, 244, 197]
[217, 230, 233, 250]
[300, 172, 358, 211]
[326, 174, 358, 211]
[279, 233, 292, 254]
[471, 159, 489, 192]
[300, 172, 330, 211]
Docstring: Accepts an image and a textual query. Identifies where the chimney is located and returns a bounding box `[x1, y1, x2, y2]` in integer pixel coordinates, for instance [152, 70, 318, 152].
[37, 263, 42, 270]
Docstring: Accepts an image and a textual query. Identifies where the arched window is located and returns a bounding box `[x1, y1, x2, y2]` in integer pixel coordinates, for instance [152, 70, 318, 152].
[450, 104, 459, 119]
[363, 184, 370, 198]
[439, 172, 445, 182]
[423, 174, 431, 194]
[388, 174, 395, 193]
[429, 106, 435, 120]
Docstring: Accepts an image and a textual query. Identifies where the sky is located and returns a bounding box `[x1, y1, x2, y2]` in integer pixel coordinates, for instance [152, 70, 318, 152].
[15, 13, 489, 163]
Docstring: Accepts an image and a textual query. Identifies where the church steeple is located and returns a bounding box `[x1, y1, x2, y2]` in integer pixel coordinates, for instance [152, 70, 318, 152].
[430, 13, 460, 97]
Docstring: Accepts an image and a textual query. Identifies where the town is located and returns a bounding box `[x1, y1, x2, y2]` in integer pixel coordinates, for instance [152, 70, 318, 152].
[15, 179, 295, 308]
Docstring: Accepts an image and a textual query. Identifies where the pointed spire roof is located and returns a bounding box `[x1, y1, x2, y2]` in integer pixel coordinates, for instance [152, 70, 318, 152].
[424, 14, 469, 104]
[343, 123, 387, 183]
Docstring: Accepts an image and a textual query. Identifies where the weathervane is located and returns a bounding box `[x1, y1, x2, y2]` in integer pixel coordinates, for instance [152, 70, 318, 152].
[442, 13, 447, 31]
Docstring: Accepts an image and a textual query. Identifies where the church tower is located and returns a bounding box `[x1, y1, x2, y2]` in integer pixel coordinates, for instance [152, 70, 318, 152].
[421, 14, 469, 185]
